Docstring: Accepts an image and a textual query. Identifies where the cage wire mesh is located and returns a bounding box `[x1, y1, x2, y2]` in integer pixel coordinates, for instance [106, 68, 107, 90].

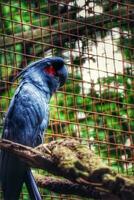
[0, 0, 134, 199]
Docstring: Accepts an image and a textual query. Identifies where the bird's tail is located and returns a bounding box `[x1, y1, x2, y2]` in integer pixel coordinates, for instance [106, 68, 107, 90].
[0, 151, 42, 200]
[24, 169, 42, 200]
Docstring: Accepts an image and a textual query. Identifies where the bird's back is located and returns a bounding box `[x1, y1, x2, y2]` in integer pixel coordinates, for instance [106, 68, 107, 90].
[0, 80, 50, 199]
[3, 80, 49, 146]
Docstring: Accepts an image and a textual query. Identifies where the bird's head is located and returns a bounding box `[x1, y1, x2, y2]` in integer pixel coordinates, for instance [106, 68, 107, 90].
[15, 57, 68, 94]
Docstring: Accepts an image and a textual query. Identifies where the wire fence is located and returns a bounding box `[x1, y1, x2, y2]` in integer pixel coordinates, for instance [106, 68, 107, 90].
[0, 0, 134, 199]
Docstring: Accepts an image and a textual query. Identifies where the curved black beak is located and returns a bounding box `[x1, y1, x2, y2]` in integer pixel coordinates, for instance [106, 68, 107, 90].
[57, 65, 68, 87]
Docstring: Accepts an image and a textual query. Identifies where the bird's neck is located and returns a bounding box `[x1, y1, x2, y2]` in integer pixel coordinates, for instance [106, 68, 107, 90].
[20, 77, 53, 101]
[21, 70, 59, 98]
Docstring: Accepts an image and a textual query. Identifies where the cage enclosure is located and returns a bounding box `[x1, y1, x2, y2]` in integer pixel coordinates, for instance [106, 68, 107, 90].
[0, 0, 134, 199]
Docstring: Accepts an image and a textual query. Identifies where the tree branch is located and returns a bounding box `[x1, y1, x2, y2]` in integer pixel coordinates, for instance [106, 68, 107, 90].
[0, 138, 134, 199]
[35, 175, 119, 200]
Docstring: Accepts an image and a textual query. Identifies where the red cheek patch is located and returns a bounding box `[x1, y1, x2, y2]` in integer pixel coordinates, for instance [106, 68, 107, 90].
[44, 66, 56, 76]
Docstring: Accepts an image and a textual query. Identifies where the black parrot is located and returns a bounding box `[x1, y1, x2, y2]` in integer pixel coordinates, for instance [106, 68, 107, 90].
[0, 57, 68, 200]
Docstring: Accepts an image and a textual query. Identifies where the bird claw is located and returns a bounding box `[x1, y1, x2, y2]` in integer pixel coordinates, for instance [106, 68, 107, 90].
[36, 143, 51, 155]
[43, 145, 51, 154]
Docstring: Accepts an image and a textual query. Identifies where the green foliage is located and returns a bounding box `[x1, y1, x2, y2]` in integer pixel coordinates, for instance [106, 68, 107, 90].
[0, 44, 22, 80]
[119, 36, 134, 61]
[2, 1, 48, 33]
[0, 87, 16, 111]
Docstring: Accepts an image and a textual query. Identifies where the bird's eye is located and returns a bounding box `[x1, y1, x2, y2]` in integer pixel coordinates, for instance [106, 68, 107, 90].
[44, 66, 56, 76]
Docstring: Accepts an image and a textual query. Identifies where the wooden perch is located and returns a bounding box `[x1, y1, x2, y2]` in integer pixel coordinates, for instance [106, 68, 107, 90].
[0, 138, 134, 200]
[35, 175, 119, 200]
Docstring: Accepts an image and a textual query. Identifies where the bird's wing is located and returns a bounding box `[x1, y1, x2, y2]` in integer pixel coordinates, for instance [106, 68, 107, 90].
[3, 82, 49, 147]
[0, 82, 49, 199]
